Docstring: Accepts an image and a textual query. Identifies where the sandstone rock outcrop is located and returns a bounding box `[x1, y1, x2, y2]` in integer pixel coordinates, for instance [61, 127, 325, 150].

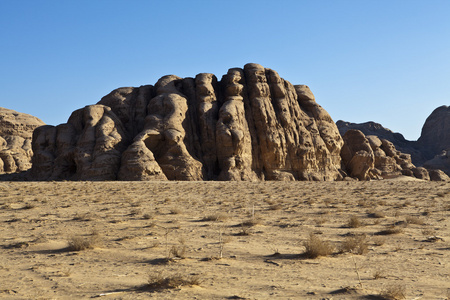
[417, 106, 450, 160]
[336, 120, 423, 164]
[340, 129, 444, 180]
[0, 107, 45, 174]
[338, 105, 450, 177]
[30, 64, 344, 181]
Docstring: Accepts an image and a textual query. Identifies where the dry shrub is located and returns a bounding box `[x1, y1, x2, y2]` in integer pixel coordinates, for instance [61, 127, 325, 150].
[340, 235, 368, 255]
[347, 216, 362, 228]
[72, 212, 93, 221]
[67, 234, 102, 251]
[303, 233, 334, 258]
[314, 217, 327, 226]
[373, 237, 386, 246]
[142, 213, 154, 220]
[268, 204, 283, 211]
[377, 225, 404, 235]
[380, 283, 406, 299]
[202, 213, 229, 222]
[368, 210, 386, 218]
[240, 218, 261, 227]
[405, 215, 424, 225]
[169, 208, 182, 215]
[146, 272, 201, 290]
[373, 270, 387, 280]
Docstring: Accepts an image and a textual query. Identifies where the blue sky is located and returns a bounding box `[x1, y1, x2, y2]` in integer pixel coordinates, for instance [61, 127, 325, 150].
[1, 0, 449, 140]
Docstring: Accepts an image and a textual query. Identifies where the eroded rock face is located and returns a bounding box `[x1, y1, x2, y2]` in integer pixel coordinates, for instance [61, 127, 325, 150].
[417, 106, 450, 161]
[30, 64, 344, 181]
[340, 129, 443, 180]
[336, 120, 423, 164]
[0, 107, 45, 174]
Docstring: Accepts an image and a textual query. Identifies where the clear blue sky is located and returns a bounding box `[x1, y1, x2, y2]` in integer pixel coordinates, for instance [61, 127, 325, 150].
[1, 0, 449, 140]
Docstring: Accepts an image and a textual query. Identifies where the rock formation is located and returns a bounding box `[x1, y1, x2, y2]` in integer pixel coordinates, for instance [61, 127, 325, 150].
[30, 64, 344, 181]
[336, 120, 423, 164]
[0, 107, 45, 174]
[340, 129, 448, 181]
[337, 105, 450, 178]
[417, 105, 450, 161]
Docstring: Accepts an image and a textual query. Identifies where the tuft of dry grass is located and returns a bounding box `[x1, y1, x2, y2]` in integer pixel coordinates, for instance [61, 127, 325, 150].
[146, 272, 201, 290]
[405, 215, 424, 225]
[368, 210, 386, 218]
[67, 234, 102, 251]
[377, 225, 404, 235]
[169, 208, 182, 215]
[268, 204, 283, 211]
[373, 237, 386, 246]
[347, 216, 362, 228]
[303, 233, 334, 258]
[72, 212, 93, 221]
[202, 213, 229, 222]
[373, 270, 387, 280]
[340, 234, 368, 255]
[380, 283, 406, 299]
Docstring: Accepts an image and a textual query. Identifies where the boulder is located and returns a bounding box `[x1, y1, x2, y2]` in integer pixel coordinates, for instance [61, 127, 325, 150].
[428, 169, 450, 181]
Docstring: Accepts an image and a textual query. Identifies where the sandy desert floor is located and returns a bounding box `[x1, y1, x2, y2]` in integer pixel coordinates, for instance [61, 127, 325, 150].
[0, 177, 449, 299]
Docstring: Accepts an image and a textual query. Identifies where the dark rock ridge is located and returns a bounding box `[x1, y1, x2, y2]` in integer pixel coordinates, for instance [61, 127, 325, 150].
[30, 63, 344, 181]
[0, 107, 45, 174]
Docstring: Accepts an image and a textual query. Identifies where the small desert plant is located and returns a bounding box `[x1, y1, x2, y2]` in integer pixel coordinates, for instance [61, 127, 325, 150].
[240, 217, 261, 227]
[347, 216, 362, 228]
[380, 283, 406, 299]
[340, 235, 368, 255]
[169, 238, 187, 259]
[72, 212, 93, 221]
[268, 204, 283, 211]
[169, 208, 182, 215]
[405, 215, 424, 225]
[216, 225, 232, 258]
[22, 203, 35, 210]
[142, 213, 154, 220]
[67, 234, 101, 251]
[303, 233, 334, 258]
[373, 269, 387, 280]
[314, 217, 327, 226]
[146, 272, 201, 290]
[202, 213, 229, 222]
[236, 225, 252, 236]
[368, 210, 386, 218]
[421, 228, 437, 237]
[373, 237, 386, 246]
[377, 225, 404, 235]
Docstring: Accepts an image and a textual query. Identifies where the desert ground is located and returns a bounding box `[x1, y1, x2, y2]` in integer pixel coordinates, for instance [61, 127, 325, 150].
[0, 178, 449, 299]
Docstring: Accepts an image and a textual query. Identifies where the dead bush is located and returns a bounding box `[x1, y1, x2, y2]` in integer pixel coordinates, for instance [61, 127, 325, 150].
[380, 283, 406, 299]
[340, 235, 368, 255]
[146, 272, 201, 290]
[303, 233, 334, 258]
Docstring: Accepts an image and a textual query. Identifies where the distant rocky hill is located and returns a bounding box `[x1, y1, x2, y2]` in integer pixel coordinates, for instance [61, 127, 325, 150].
[0, 107, 45, 174]
[30, 64, 344, 181]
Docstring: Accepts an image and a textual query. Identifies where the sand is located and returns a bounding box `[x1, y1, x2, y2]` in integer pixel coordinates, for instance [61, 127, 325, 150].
[0, 178, 449, 299]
